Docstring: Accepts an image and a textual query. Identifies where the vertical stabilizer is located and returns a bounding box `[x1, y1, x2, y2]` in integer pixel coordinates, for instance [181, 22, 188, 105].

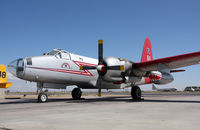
[0, 65, 12, 88]
[141, 37, 153, 62]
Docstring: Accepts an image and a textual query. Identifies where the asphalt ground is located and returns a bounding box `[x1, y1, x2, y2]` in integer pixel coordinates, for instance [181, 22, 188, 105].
[0, 92, 200, 130]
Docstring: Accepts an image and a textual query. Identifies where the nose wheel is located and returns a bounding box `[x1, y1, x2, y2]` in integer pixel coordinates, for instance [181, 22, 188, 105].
[131, 86, 142, 100]
[72, 88, 82, 100]
[38, 93, 48, 103]
[37, 82, 48, 103]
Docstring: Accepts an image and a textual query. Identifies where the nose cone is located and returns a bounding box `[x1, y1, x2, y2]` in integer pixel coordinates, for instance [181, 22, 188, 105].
[7, 58, 25, 78]
[7, 59, 18, 76]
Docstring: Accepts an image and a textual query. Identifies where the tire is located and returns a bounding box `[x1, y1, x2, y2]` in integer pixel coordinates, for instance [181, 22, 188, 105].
[38, 93, 48, 103]
[131, 86, 141, 100]
[72, 88, 82, 100]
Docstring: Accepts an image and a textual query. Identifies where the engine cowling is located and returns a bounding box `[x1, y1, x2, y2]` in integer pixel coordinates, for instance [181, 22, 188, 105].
[150, 71, 174, 84]
[102, 57, 132, 82]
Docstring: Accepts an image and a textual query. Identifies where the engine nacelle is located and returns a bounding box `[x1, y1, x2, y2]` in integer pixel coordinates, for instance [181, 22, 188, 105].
[150, 71, 174, 85]
[102, 57, 132, 82]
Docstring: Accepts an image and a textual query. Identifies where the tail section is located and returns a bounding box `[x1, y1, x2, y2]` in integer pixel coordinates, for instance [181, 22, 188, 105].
[0, 65, 12, 88]
[141, 37, 153, 62]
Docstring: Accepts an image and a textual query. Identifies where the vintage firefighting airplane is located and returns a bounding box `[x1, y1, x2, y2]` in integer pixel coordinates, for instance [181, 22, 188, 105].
[7, 38, 200, 102]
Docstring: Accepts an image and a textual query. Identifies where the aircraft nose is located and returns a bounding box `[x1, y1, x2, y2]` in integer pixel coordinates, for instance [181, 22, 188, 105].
[7, 59, 18, 76]
[7, 58, 25, 78]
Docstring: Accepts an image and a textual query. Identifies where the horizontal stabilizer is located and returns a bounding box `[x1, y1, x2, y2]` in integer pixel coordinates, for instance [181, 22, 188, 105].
[170, 69, 185, 73]
[0, 83, 13, 88]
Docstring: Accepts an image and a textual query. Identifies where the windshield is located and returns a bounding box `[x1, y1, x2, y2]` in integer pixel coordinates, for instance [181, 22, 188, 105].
[47, 50, 59, 55]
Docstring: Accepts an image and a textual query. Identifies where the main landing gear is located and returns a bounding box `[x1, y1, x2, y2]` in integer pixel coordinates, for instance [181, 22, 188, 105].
[131, 86, 142, 100]
[37, 82, 48, 103]
[72, 88, 82, 100]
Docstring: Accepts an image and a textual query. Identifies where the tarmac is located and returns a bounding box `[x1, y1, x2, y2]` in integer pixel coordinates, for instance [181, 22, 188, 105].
[0, 92, 200, 130]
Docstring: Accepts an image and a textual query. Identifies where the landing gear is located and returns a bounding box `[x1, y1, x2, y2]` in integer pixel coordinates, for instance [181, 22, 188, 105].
[72, 88, 82, 100]
[37, 82, 48, 103]
[131, 86, 142, 100]
[38, 93, 48, 103]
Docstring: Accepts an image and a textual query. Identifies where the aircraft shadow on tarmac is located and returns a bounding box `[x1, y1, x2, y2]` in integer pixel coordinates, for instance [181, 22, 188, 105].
[1, 95, 200, 104]
[65, 96, 200, 104]
[141, 99, 200, 104]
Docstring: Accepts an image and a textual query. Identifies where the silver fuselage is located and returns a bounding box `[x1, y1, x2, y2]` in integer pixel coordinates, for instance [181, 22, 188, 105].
[7, 49, 161, 90]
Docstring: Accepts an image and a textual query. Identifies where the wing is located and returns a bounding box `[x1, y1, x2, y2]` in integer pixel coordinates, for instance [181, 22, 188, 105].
[134, 51, 200, 72]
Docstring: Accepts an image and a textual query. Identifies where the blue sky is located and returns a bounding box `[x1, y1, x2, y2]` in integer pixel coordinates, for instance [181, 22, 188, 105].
[1, 0, 200, 91]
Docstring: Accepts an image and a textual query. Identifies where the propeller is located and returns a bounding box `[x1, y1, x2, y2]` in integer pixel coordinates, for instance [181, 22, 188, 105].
[97, 39, 103, 96]
[80, 40, 125, 96]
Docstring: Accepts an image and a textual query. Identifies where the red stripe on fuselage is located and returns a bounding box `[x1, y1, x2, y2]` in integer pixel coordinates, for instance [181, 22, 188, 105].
[27, 61, 97, 76]
[28, 67, 94, 76]
[73, 60, 97, 67]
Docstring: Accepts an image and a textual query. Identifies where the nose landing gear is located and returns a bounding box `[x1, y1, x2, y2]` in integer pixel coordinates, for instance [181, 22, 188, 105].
[38, 93, 48, 103]
[37, 82, 48, 103]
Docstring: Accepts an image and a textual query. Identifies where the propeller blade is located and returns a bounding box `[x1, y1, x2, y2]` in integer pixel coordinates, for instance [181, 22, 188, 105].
[97, 75, 102, 96]
[80, 66, 97, 70]
[98, 40, 103, 65]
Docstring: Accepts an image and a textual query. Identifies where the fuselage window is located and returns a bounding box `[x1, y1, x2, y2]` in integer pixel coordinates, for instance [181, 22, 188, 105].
[61, 52, 70, 60]
[26, 58, 32, 65]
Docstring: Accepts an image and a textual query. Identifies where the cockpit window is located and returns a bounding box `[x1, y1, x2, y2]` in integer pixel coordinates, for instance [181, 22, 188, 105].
[17, 58, 24, 67]
[47, 50, 59, 55]
[47, 49, 71, 60]
[57, 52, 62, 58]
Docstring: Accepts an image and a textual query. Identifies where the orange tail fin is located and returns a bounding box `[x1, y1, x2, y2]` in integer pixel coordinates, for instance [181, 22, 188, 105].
[141, 37, 153, 62]
[0, 65, 12, 88]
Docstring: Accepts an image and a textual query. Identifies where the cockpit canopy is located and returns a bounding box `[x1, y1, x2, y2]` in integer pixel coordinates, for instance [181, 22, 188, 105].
[47, 49, 71, 60]
[47, 49, 68, 55]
